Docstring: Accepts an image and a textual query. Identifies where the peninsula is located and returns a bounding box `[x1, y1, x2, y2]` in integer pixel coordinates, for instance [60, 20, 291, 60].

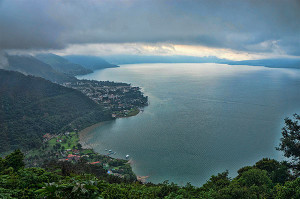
[62, 79, 148, 118]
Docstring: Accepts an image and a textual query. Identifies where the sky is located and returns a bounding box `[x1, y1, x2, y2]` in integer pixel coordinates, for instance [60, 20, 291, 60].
[0, 0, 300, 61]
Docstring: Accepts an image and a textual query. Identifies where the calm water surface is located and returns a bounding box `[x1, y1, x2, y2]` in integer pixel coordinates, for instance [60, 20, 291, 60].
[78, 63, 300, 186]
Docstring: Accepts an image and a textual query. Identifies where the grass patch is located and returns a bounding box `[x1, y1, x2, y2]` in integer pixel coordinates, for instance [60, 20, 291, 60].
[48, 132, 79, 150]
[126, 108, 140, 117]
[81, 149, 94, 154]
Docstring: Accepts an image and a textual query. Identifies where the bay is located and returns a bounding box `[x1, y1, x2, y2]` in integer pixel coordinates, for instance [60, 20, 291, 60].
[78, 63, 300, 186]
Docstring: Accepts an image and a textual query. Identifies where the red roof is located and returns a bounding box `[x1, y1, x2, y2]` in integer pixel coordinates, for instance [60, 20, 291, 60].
[90, 161, 100, 165]
[43, 133, 51, 138]
[67, 154, 80, 158]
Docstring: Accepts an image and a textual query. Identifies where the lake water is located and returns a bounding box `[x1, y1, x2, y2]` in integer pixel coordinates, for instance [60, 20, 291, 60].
[78, 63, 300, 186]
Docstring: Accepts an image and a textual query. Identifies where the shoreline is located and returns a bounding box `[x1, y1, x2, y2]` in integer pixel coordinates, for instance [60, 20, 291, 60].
[78, 112, 150, 183]
[78, 121, 108, 149]
[79, 106, 144, 146]
[116, 107, 141, 118]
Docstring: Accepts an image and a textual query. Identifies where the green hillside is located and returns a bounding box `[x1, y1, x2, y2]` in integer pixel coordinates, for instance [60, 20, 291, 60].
[7, 55, 76, 83]
[64, 55, 118, 71]
[35, 54, 92, 76]
[0, 69, 112, 153]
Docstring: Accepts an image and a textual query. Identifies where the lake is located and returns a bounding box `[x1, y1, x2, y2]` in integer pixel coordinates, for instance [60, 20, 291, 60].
[78, 63, 300, 186]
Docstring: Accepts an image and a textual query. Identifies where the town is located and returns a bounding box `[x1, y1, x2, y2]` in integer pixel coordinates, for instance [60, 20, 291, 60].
[25, 131, 137, 181]
[62, 80, 148, 117]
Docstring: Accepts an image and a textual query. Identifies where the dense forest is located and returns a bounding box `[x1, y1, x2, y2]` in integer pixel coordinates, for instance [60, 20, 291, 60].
[0, 69, 112, 153]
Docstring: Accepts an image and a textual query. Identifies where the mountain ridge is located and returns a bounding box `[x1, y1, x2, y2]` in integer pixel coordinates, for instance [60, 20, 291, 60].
[35, 53, 93, 76]
[6, 55, 76, 83]
[65, 55, 119, 71]
[101, 55, 300, 69]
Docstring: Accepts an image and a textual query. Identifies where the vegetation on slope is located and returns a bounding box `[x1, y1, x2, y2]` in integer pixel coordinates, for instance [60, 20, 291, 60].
[0, 69, 112, 153]
[64, 55, 119, 71]
[35, 54, 92, 76]
[6, 55, 76, 83]
[0, 152, 298, 198]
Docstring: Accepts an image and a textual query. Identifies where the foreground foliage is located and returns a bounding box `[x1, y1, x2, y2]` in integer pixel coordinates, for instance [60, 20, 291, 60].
[0, 150, 299, 198]
[276, 114, 300, 177]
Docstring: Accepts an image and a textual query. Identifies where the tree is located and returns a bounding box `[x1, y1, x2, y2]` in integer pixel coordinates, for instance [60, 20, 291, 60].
[77, 143, 82, 150]
[255, 158, 280, 173]
[277, 114, 300, 176]
[254, 158, 290, 184]
[4, 149, 25, 171]
[275, 178, 300, 199]
[55, 143, 61, 150]
[237, 168, 272, 198]
[237, 166, 252, 178]
[0, 157, 4, 172]
[201, 171, 231, 191]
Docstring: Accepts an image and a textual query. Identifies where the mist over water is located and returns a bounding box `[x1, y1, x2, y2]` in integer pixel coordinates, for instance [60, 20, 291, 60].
[78, 63, 300, 186]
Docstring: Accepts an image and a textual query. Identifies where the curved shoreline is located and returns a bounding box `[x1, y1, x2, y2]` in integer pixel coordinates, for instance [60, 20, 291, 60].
[79, 106, 144, 145]
[78, 113, 150, 183]
[78, 121, 108, 149]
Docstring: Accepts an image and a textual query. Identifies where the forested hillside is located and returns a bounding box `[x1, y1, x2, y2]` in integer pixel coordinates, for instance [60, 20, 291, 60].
[7, 55, 76, 83]
[0, 69, 112, 153]
[65, 55, 118, 71]
[35, 54, 92, 76]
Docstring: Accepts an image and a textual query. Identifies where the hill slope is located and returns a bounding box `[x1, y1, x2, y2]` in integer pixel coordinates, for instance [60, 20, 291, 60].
[64, 55, 118, 71]
[36, 53, 92, 76]
[7, 55, 76, 83]
[0, 69, 112, 152]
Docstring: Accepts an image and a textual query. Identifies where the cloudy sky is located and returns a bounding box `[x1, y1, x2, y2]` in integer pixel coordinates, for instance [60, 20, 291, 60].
[0, 0, 299, 60]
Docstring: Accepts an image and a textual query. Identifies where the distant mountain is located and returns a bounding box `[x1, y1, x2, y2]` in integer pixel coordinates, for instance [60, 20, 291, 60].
[102, 55, 300, 69]
[227, 58, 300, 69]
[0, 69, 112, 153]
[6, 55, 76, 83]
[102, 55, 229, 65]
[64, 55, 119, 71]
[35, 53, 92, 76]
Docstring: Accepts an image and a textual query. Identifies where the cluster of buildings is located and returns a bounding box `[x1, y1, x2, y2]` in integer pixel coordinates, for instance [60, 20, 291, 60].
[62, 148, 127, 177]
[62, 80, 148, 117]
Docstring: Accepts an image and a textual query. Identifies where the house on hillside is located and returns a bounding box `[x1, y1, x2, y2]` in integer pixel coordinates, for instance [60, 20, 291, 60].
[43, 133, 53, 142]
[67, 154, 80, 161]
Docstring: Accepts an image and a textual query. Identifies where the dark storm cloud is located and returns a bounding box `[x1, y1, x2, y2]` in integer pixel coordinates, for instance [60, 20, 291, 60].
[0, 0, 299, 55]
